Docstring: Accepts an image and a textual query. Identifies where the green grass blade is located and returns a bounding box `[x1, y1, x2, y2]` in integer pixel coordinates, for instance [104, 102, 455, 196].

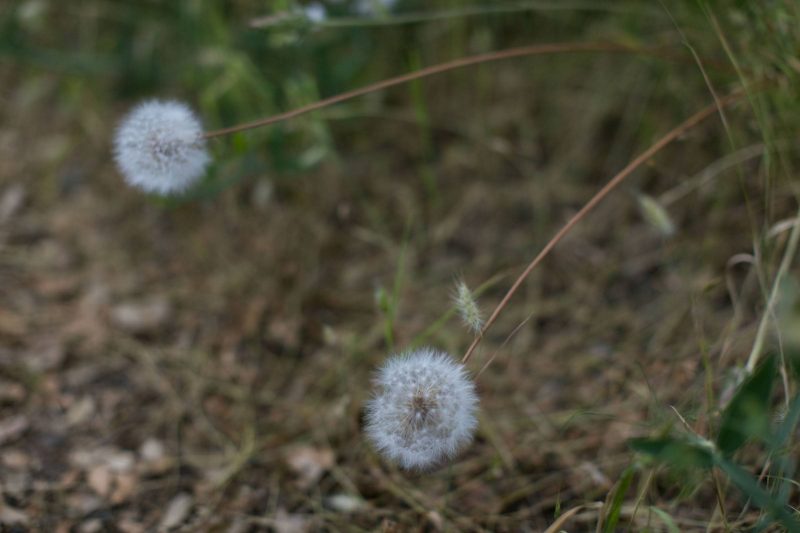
[715, 456, 800, 530]
[603, 466, 636, 533]
[629, 437, 714, 470]
[649, 507, 681, 533]
[717, 356, 776, 455]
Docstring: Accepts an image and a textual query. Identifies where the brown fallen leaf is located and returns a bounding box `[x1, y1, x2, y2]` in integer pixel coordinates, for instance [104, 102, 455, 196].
[326, 494, 365, 513]
[2, 471, 29, 499]
[110, 472, 137, 504]
[0, 504, 28, 527]
[35, 274, 81, 299]
[116, 515, 146, 533]
[0, 308, 26, 339]
[23, 338, 66, 372]
[110, 297, 172, 334]
[0, 184, 26, 223]
[63, 283, 110, 351]
[0, 415, 28, 445]
[1, 449, 29, 469]
[426, 510, 444, 531]
[273, 508, 309, 533]
[0, 380, 26, 403]
[139, 438, 172, 475]
[105, 450, 135, 473]
[79, 518, 103, 533]
[66, 396, 97, 427]
[285, 446, 335, 490]
[87, 465, 112, 497]
[65, 493, 103, 516]
[69, 447, 135, 472]
[159, 493, 193, 531]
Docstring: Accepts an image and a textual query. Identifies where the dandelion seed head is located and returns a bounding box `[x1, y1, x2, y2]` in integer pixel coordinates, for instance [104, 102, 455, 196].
[113, 100, 210, 195]
[303, 2, 327, 22]
[453, 280, 484, 333]
[365, 348, 478, 470]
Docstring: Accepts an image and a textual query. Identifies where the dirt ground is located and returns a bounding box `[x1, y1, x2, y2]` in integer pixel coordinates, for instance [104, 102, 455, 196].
[0, 9, 796, 531]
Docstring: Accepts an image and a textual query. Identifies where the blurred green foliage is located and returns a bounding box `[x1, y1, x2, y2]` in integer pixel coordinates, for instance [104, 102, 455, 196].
[0, 0, 681, 187]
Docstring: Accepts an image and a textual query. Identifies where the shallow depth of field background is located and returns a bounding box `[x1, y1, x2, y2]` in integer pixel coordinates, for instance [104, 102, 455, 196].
[2, 1, 800, 531]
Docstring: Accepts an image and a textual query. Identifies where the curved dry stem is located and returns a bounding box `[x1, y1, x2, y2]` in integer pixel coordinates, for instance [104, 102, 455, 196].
[462, 89, 743, 365]
[205, 42, 671, 139]
[745, 205, 800, 373]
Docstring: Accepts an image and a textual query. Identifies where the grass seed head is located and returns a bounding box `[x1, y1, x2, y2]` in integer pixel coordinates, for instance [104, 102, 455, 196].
[113, 99, 210, 195]
[453, 279, 484, 334]
[365, 347, 478, 470]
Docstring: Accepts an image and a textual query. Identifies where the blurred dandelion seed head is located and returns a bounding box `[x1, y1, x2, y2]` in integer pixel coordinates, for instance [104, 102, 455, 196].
[113, 100, 210, 195]
[365, 348, 478, 470]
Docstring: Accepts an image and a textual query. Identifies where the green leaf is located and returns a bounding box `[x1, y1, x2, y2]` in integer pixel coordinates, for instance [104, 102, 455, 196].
[714, 456, 800, 530]
[717, 357, 776, 455]
[649, 507, 681, 533]
[629, 437, 713, 469]
[772, 393, 800, 452]
[603, 466, 635, 533]
[775, 277, 800, 377]
[770, 393, 800, 510]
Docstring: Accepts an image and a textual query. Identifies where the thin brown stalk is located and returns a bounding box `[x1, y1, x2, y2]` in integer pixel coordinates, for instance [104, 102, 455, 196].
[462, 90, 743, 364]
[475, 313, 532, 379]
[206, 42, 662, 139]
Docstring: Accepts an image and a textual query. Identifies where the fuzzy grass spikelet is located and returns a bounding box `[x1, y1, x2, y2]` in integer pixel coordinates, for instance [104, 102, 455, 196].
[113, 100, 210, 195]
[365, 348, 478, 470]
[453, 280, 484, 333]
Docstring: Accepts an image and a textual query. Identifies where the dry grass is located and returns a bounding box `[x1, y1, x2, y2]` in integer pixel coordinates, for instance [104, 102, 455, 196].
[1, 2, 799, 531]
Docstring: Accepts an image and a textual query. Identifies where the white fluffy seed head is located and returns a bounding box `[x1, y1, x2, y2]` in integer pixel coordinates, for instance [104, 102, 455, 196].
[113, 99, 210, 195]
[365, 348, 478, 470]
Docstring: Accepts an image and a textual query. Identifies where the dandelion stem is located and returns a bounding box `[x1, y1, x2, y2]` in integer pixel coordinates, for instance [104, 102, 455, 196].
[462, 89, 743, 365]
[205, 42, 678, 139]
